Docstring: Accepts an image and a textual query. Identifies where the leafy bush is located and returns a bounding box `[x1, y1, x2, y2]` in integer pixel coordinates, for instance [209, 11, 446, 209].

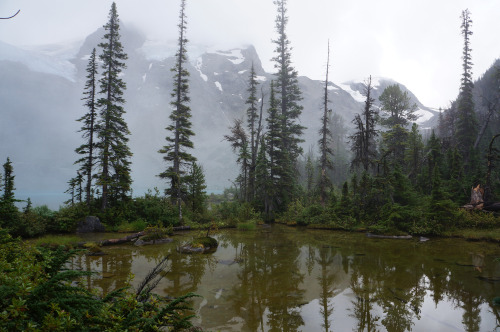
[456, 209, 500, 229]
[280, 199, 305, 225]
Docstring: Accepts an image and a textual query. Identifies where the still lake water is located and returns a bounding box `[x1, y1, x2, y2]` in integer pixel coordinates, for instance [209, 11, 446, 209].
[71, 225, 500, 331]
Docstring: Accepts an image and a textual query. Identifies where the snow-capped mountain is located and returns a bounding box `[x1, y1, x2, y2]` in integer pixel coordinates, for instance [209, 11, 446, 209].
[0, 26, 438, 208]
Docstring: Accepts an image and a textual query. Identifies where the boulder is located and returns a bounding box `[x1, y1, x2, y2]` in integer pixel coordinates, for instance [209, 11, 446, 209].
[76, 216, 105, 233]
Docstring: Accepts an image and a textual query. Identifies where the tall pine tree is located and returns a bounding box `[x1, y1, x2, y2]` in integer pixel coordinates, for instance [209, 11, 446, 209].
[158, 0, 195, 223]
[245, 63, 260, 201]
[318, 41, 334, 205]
[455, 9, 478, 160]
[96, 2, 132, 210]
[0, 158, 18, 230]
[224, 119, 250, 201]
[350, 76, 379, 172]
[272, 0, 305, 209]
[265, 81, 282, 217]
[75, 48, 98, 207]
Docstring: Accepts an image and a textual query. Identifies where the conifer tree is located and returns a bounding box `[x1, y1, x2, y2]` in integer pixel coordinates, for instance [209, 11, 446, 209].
[255, 136, 271, 217]
[405, 123, 424, 185]
[186, 162, 207, 214]
[318, 41, 334, 205]
[159, 0, 195, 223]
[305, 153, 315, 200]
[419, 130, 443, 194]
[379, 84, 418, 167]
[75, 48, 98, 207]
[350, 76, 379, 172]
[245, 63, 260, 201]
[224, 119, 250, 201]
[96, 2, 132, 210]
[455, 9, 478, 160]
[1, 158, 14, 203]
[265, 81, 282, 216]
[0, 158, 18, 230]
[272, 0, 305, 208]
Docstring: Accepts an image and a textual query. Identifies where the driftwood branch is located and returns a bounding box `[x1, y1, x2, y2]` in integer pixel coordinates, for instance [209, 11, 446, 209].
[79, 225, 191, 247]
[0, 10, 20, 20]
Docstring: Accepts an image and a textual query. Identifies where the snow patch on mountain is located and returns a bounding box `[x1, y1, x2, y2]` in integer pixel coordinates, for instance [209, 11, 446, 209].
[415, 108, 434, 123]
[338, 82, 365, 103]
[139, 39, 176, 60]
[256, 75, 267, 82]
[207, 48, 245, 65]
[195, 57, 208, 82]
[215, 81, 223, 92]
[0, 41, 77, 81]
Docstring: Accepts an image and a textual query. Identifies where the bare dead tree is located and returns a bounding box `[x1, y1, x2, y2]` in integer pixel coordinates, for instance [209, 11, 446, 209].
[0, 10, 20, 19]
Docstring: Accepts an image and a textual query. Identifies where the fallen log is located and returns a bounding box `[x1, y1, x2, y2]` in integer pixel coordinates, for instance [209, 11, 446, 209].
[79, 226, 192, 248]
[98, 231, 145, 246]
[366, 233, 412, 239]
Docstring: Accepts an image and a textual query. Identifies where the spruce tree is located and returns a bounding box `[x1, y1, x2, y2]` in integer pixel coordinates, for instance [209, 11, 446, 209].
[158, 0, 195, 222]
[255, 136, 271, 217]
[305, 153, 315, 201]
[455, 9, 478, 160]
[1, 158, 14, 203]
[379, 84, 418, 167]
[318, 41, 334, 205]
[272, 0, 305, 208]
[405, 123, 424, 186]
[75, 48, 98, 207]
[96, 2, 132, 210]
[0, 158, 18, 230]
[350, 76, 378, 172]
[245, 63, 260, 201]
[419, 130, 443, 194]
[186, 162, 207, 214]
[224, 119, 250, 201]
[265, 81, 282, 217]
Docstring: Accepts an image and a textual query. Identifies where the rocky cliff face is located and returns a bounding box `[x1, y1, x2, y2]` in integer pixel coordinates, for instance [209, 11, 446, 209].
[0, 26, 437, 207]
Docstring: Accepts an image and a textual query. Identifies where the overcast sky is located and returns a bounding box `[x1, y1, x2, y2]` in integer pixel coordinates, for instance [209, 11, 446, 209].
[1, 0, 499, 109]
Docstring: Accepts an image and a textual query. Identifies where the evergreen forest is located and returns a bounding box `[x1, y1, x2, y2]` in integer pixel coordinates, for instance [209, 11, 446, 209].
[1, 2, 500, 331]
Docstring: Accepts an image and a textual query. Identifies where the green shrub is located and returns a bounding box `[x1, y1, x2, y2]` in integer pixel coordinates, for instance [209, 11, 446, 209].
[116, 218, 148, 232]
[0, 228, 197, 331]
[237, 220, 257, 231]
[281, 199, 305, 225]
[457, 209, 500, 229]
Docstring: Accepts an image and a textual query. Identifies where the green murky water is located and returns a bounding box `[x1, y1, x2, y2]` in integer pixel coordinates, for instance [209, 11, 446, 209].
[70, 225, 500, 331]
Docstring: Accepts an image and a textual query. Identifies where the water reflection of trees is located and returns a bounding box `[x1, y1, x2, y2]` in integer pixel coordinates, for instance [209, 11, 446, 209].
[163, 251, 217, 296]
[343, 238, 498, 332]
[69, 248, 133, 295]
[72, 228, 500, 331]
[316, 246, 338, 332]
[226, 228, 306, 331]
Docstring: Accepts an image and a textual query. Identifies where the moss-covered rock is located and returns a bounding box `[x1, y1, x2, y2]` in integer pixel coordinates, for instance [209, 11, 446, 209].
[178, 236, 218, 254]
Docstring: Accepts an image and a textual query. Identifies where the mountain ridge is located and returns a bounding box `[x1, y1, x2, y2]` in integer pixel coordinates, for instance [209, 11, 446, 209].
[0, 27, 438, 208]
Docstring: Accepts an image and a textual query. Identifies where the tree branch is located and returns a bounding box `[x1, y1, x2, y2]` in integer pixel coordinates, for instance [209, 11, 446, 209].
[0, 10, 20, 20]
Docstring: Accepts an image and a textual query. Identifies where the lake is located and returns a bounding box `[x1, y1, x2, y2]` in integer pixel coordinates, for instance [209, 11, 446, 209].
[70, 225, 500, 331]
